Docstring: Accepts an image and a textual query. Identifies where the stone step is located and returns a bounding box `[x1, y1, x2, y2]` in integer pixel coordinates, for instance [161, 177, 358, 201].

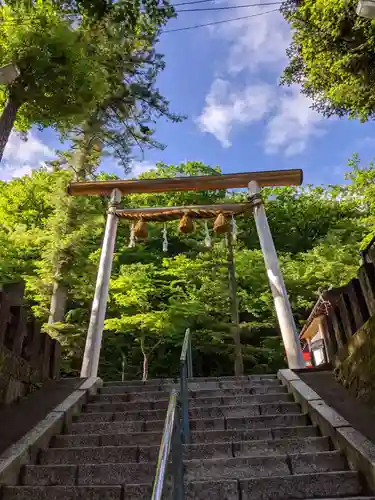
[123, 474, 367, 500]
[184, 451, 346, 481]
[90, 390, 170, 403]
[90, 385, 287, 404]
[8, 473, 367, 500]
[191, 425, 320, 444]
[188, 375, 277, 383]
[100, 384, 171, 395]
[84, 392, 293, 414]
[104, 378, 175, 387]
[51, 425, 320, 450]
[70, 421, 145, 435]
[75, 402, 302, 424]
[44, 436, 331, 465]
[40, 446, 139, 465]
[70, 413, 309, 434]
[138, 436, 331, 462]
[239, 471, 364, 500]
[85, 401, 163, 413]
[190, 392, 293, 407]
[234, 436, 331, 457]
[189, 386, 288, 399]
[2, 486, 123, 500]
[53, 431, 163, 448]
[225, 413, 308, 430]
[22, 463, 154, 486]
[23, 451, 346, 486]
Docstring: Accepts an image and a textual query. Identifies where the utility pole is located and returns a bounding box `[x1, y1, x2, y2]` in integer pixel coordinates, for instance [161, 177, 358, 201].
[226, 232, 244, 376]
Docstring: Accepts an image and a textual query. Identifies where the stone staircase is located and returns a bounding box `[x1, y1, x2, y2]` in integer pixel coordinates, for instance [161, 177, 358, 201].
[3, 374, 375, 499]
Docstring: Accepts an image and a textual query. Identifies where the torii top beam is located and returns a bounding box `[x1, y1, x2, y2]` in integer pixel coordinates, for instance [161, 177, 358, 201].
[68, 168, 303, 196]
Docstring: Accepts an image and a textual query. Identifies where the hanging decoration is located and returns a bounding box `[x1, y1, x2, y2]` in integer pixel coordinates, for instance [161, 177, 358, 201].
[162, 224, 168, 252]
[134, 218, 148, 240]
[128, 223, 136, 248]
[231, 215, 238, 243]
[204, 221, 212, 248]
[179, 213, 194, 234]
[213, 212, 229, 234]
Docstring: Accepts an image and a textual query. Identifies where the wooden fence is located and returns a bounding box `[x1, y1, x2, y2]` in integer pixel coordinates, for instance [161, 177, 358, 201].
[319, 261, 375, 361]
[0, 282, 61, 405]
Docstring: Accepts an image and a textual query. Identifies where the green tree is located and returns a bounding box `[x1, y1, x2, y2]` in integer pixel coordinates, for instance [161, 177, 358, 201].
[0, 1, 112, 161]
[281, 0, 375, 120]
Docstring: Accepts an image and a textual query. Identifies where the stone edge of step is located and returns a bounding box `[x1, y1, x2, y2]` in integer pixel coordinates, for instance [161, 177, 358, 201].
[0, 377, 103, 486]
[4, 471, 366, 499]
[277, 368, 375, 494]
[40, 435, 332, 464]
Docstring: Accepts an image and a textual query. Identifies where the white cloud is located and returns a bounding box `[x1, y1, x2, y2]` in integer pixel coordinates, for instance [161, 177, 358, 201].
[197, 78, 274, 147]
[215, 7, 291, 75]
[129, 160, 157, 178]
[197, 6, 325, 155]
[0, 132, 55, 181]
[197, 79, 323, 154]
[265, 87, 323, 156]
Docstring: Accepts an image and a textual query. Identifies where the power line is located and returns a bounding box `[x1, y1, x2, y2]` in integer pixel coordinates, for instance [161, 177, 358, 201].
[173, 0, 223, 5]
[176, 1, 281, 12]
[162, 7, 279, 32]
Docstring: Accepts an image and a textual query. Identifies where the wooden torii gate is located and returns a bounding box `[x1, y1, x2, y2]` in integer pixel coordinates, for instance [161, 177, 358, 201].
[68, 168, 306, 378]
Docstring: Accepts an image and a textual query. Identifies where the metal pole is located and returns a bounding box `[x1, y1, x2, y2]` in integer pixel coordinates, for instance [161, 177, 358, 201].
[81, 188, 122, 378]
[248, 181, 305, 369]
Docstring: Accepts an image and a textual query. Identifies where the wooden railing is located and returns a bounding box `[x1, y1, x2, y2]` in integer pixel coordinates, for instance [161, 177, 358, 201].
[320, 262, 375, 361]
[0, 282, 61, 405]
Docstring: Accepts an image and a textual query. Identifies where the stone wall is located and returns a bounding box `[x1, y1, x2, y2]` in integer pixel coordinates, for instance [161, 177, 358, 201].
[334, 315, 375, 409]
[0, 282, 61, 406]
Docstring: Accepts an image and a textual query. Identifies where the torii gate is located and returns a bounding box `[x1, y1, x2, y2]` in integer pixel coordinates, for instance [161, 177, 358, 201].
[68, 168, 306, 378]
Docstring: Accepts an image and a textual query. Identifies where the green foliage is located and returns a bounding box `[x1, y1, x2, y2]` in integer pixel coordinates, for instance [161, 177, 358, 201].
[0, 0, 178, 168]
[0, 1, 111, 131]
[0, 157, 373, 380]
[281, 0, 375, 120]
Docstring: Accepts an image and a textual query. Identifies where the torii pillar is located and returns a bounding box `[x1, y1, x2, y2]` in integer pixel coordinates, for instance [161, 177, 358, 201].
[68, 169, 306, 377]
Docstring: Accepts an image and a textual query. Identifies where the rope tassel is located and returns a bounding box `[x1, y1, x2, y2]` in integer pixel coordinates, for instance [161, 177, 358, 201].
[134, 218, 148, 240]
[128, 223, 136, 248]
[213, 213, 229, 234]
[162, 224, 168, 252]
[179, 213, 194, 233]
[204, 221, 212, 248]
[231, 215, 238, 243]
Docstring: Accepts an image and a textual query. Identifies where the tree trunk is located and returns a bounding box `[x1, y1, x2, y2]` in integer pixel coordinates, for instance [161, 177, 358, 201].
[227, 233, 244, 376]
[0, 97, 21, 163]
[142, 355, 149, 382]
[48, 279, 68, 324]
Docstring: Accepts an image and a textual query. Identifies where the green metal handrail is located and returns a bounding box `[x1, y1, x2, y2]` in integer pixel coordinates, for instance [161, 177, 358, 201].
[180, 328, 192, 444]
[151, 389, 184, 500]
[151, 328, 193, 500]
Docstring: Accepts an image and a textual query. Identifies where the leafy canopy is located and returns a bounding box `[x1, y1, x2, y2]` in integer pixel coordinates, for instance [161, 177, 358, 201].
[281, 0, 375, 120]
[0, 1, 111, 130]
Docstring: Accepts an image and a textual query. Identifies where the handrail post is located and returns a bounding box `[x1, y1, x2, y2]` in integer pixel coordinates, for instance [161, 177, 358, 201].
[180, 361, 191, 444]
[187, 334, 193, 379]
[172, 402, 185, 500]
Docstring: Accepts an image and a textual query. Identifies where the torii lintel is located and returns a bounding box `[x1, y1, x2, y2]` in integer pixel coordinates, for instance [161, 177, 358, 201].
[68, 169, 303, 197]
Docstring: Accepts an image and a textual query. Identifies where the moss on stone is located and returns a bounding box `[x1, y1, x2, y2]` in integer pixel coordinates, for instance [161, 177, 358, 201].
[335, 315, 375, 409]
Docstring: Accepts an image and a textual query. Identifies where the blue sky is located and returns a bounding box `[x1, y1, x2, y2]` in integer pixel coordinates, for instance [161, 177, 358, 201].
[1, 5, 375, 185]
